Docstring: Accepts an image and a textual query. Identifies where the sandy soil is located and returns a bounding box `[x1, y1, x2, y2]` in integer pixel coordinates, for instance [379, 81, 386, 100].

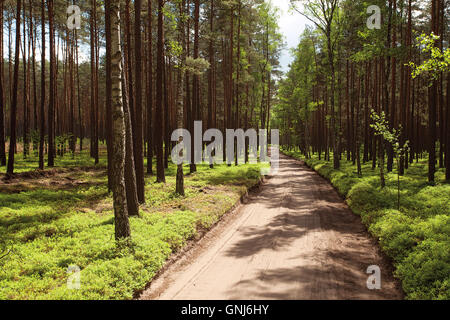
[140, 152, 402, 300]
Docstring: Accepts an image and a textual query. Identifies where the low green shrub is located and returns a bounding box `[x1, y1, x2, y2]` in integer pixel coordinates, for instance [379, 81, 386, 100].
[0, 157, 265, 300]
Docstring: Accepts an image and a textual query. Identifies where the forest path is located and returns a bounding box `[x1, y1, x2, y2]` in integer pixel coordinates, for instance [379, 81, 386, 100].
[140, 152, 402, 300]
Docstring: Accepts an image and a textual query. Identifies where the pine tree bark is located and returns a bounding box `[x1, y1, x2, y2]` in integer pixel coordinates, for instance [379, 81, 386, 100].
[30, 1, 37, 134]
[134, 0, 145, 203]
[39, 0, 46, 170]
[446, 71, 450, 180]
[90, 0, 99, 164]
[22, 5, 29, 159]
[146, 0, 154, 175]
[0, 0, 6, 166]
[207, 0, 215, 168]
[190, 0, 200, 173]
[428, 0, 438, 183]
[7, 0, 22, 175]
[176, 0, 186, 196]
[48, 0, 55, 167]
[75, 32, 83, 153]
[105, 1, 113, 191]
[155, 0, 166, 183]
[388, 0, 397, 173]
[122, 64, 140, 216]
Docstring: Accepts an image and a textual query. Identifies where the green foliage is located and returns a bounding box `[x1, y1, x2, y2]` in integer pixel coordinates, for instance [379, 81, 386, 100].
[409, 33, 450, 81]
[185, 57, 210, 76]
[370, 110, 410, 208]
[282, 148, 450, 300]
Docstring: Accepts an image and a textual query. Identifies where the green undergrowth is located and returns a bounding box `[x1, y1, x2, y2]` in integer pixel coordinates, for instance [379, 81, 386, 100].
[283, 148, 449, 300]
[0, 148, 267, 300]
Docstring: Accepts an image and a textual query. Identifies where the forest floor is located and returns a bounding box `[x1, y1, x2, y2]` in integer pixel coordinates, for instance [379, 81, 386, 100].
[140, 151, 402, 300]
[0, 147, 266, 299]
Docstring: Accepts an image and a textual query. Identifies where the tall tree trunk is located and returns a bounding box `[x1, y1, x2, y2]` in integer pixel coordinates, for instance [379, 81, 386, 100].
[30, 1, 37, 134]
[146, 0, 154, 175]
[90, 0, 99, 164]
[134, 0, 145, 203]
[122, 61, 140, 216]
[7, 0, 22, 175]
[108, 0, 131, 240]
[69, 30, 75, 156]
[47, 0, 55, 167]
[39, 0, 46, 170]
[176, 0, 186, 196]
[105, 1, 113, 191]
[155, 0, 166, 183]
[446, 71, 450, 180]
[22, 4, 28, 159]
[75, 31, 83, 153]
[428, 0, 438, 183]
[0, 0, 6, 166]
[190, 0, 200, 173]
[207, 0, 215, 168]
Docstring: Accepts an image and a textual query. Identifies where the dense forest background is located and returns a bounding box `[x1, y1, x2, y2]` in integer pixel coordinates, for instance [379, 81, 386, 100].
[275, 0, 450, 184]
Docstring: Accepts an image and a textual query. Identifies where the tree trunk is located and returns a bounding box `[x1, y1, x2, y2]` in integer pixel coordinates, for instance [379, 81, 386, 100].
[190, 0, 200, 173]
[134, 0, 145, 203]
[146, 0, 154, 175]
[39, 0, 46, 170]
[155, 0, 166, 183]
[428, 0, 438, 183]
[75, 32, 83, 153]
[176, 0, 186, 196]
[122, 63, 140, 216]
[108, 0, 131, 240]
[47, 0, 55, 167]
[105, 1, 113, 191]
[0, 0, 6, 166]
[7, 0, 22, 175]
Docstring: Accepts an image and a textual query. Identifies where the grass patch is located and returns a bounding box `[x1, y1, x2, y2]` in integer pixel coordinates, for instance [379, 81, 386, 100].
[0, 148, 267, 300]
[282, 148, 450, 300]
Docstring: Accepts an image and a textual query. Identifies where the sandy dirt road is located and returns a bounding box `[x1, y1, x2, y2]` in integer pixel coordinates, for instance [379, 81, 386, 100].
[140, 152, 402, 300]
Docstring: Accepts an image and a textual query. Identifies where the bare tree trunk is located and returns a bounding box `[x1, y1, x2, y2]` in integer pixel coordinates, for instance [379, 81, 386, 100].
[134, 0, 145, 203]
[155, 0, 166, 183]
[105, 2, 113, 191]
[90, 0, 99, 164]
[39, 0, 46, 170]
[108, 0, 131, 240]
[48, 0, 55, 167]
[446, 71, 450, 180]
[176, 0, 186, 196]
[207, 0, 215, 168]
[122, 64, 140, 216]
[146, 0, 154, 175]
[7, 0, 22, 175]
[75, 32, 83, 153]
[22, 5, 29, 159]
[0, 0, 6, 166]
[190, 0, 200, 173]
[428, 0, 438, 183]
